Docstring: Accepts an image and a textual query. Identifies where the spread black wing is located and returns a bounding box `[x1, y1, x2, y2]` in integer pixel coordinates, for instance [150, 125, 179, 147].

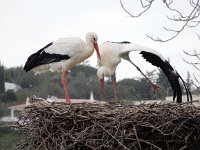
[140, 51, 192, 103]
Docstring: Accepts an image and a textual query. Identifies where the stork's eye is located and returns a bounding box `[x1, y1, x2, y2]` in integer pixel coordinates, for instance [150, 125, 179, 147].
[93, 37, 96, 41]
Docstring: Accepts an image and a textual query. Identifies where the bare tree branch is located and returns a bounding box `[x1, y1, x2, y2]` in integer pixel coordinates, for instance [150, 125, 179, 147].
[183, 44, 200, 87]
[193, 73, 200, 85]
[197, 33, 200, 39]
[120, 0, 154, 18]
[183, 58, 200, 71]
[120, 0, 200, 42]
[184, 50, 200, 59]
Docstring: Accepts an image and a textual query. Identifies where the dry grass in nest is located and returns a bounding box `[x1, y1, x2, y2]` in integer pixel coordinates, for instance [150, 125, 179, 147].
[15, 101, 200, 150]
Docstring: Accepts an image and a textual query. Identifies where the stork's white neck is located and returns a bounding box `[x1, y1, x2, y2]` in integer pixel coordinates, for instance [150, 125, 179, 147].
[86, 40, 94, 51]
[83, 36, 95, 58]
[86, 37, 94, 49]
[84, 32, 98, 58]
[77, 39, 94, 63]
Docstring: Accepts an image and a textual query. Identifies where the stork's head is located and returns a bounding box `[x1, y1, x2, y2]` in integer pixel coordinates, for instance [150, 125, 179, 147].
[98, 66, 116, 79]
[86, 32, 98, 43]
[86, 32, 101, 61]
[97, 66, 107, 79]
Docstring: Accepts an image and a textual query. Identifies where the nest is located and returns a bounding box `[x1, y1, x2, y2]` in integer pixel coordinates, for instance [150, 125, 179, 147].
[16, 102, 200, 150]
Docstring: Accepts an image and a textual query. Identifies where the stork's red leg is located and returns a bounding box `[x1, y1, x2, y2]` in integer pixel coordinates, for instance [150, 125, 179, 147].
[61, 71, 71, 104]
[100, 77, 105, 100]
[129, 61, 160, 92]
[111, 74, 118, 103]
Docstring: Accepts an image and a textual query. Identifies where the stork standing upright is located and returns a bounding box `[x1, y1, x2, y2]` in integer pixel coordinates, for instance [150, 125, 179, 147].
[97, 41, 192, 103]
[24, 32, 101, 104]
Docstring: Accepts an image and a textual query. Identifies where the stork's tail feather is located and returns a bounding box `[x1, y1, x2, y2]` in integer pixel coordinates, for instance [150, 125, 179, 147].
[24, 42, 53, 72]
[178, 73, 193, 102]
[131, 48, 192, 103]
[24, 52, 40, 72]
[172, 71, 193, 103]
[171, 72, 182, 103]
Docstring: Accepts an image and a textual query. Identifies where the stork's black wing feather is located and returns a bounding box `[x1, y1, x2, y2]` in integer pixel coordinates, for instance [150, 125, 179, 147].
[24, 42, 70, 72]
[140, 51, 192, 103]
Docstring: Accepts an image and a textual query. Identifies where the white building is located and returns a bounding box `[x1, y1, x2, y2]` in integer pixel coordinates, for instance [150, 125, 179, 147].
[5, 82, 20, 92]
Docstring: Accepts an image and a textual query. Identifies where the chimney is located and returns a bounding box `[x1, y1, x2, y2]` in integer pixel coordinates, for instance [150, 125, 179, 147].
[90, 91, 94, 100]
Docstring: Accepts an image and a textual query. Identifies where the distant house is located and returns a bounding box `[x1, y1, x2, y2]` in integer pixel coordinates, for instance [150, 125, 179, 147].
[0, 91, 103, 123]
[5, 82, 20, 92]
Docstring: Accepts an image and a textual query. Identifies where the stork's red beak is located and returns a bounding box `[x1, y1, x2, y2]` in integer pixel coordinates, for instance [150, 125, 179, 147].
[93, 42, 101, 61]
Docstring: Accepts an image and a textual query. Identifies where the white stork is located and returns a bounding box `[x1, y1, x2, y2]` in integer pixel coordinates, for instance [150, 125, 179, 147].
[97, 41, 192, 103]
[24, 32, 101, 104]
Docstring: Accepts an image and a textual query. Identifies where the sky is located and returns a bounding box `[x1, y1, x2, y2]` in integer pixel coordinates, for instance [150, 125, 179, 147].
[0, 0, 200, 81]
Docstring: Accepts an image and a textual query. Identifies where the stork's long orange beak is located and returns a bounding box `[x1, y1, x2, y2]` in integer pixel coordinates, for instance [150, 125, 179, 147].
[93, 42, 101, 61]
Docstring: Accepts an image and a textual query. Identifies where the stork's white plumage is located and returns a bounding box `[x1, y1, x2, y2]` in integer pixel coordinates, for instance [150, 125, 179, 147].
[97, 41, 192, 103]
[24, 32, 101, 104]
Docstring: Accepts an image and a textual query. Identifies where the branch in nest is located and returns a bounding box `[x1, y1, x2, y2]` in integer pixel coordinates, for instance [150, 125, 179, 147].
[15, 102, 200, 150]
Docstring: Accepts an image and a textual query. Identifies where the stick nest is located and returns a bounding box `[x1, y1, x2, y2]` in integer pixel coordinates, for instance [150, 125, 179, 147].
[16, 102, 200, 150]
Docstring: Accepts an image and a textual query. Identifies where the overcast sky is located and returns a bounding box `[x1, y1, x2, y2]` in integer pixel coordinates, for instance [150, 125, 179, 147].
[0, 0, 200, 81]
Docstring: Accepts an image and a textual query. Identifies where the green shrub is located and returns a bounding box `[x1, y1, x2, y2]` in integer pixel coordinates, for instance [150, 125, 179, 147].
[0, 90, 17, 103]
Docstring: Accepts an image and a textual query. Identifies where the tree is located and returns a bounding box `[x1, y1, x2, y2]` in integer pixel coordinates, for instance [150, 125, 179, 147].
[0, 90, 17, 103]
[68, 65, 100, 99]
[70, 65, 97, 78]
[117, 74, 159, 101]
[0, 61, 5, 93]
[120, 0, 200, 42]
[117, 79, 139, 100]
[2, 64, 172, 103]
